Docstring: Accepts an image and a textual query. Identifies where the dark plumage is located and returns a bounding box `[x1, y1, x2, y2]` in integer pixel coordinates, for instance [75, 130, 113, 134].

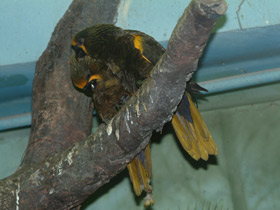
[70, 24, 218, 206]
[70, 55, 130, 122]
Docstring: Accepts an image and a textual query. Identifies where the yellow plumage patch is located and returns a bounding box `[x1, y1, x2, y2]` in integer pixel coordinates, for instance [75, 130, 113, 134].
[73, 79, 88, 90]
[127, 145, 152, 196]
[132, 35, 151, 63]
[127, 160, 142, 196]
[71, 39, 77, 46]
[80, 45, 88, 55]
[172, 93, 218, 161]
[144, 145, 152, 178]
[72, 38, 88, 55]
[73, 75, 102, 90]
[88, 74, 102, 82]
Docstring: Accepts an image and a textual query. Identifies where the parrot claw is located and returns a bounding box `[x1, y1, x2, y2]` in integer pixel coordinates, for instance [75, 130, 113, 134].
[144, 192, 154, 207]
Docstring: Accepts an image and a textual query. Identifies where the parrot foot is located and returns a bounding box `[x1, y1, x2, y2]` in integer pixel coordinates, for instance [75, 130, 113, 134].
[144, 192, 154, 207]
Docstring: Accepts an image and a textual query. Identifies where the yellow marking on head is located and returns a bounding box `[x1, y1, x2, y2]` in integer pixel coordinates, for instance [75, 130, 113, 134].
[132, 35, 151, 63]
[80, 45, 88, 55]
[74, 80, 87, 90]
[73, 74, 102, 90]
[72, 39, 77, 46]
[133, 35, 144, 53]
[72, 38, 88, 55]
[88, 74, 101, 82]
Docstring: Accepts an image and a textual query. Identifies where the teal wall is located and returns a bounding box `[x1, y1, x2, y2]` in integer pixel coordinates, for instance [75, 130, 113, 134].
[1, 0, 280, 65]
[0, 0, 72, 66]
[1, 0, 280, 210]
[116, 0, 280, 39]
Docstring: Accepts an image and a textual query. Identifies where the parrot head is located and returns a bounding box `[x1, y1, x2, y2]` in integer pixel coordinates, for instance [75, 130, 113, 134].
[71, 24, 122, 59]
[69, 55, 102, 95]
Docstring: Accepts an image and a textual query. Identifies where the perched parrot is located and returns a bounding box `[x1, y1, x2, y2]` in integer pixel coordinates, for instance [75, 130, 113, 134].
[70, 24, 218, 206]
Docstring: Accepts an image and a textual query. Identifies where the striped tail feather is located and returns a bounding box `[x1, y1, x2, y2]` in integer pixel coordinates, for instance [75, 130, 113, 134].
[127, 144, 154, 206]
[172, 93, 218, 161]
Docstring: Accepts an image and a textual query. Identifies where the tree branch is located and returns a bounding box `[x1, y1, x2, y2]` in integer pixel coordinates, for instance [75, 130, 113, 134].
[21, 0, 121, 167]
[0, 0, 227, 209]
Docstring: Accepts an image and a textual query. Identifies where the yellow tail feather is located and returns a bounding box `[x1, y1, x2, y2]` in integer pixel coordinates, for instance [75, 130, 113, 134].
[172, 93, 218, 161]
[143, 144, 152, 178]
[127, 145, 152, 196]
[127, 160, 142, 196]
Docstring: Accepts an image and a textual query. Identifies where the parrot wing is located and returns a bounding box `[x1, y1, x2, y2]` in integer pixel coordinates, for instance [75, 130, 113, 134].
[122, 30, 218, 161]
[124, 30, 166, 65]
[172, 93, 218, 160]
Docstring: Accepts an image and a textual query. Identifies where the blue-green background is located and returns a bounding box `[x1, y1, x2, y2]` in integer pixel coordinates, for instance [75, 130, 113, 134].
[1, 1, 280, 209]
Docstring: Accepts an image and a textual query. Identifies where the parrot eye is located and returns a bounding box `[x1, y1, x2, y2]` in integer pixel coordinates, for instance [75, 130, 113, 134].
[86, 74, 97, 90]
[77, 38, 85, 45]
[89, 79, 98, 91]
[83, 79, 98, 95]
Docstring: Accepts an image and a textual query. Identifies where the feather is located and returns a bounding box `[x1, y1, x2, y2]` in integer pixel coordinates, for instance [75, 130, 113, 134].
[172, 93, 218, 161]
[143, 145, 152, 178]
[127, 145, 152, 196]
[71, 24, 218, 206]
[127, 159, 142, 196]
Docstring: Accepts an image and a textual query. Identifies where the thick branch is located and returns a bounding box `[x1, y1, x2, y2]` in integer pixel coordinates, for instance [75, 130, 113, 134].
[21, 0, 121, 166]
[0, 0, 227, 209]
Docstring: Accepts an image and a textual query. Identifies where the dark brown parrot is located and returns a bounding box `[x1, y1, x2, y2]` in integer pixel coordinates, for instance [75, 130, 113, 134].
[70, 24, 218, 206]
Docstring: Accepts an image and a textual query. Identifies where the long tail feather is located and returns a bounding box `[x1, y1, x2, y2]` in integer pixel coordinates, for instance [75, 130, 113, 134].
[172, 93, 218, 161]
[127, 145, 153, 196]
[127, 160, 142, 196]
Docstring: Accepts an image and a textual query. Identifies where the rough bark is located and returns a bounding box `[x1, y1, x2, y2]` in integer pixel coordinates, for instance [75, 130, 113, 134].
[21, 0, 121, 167]
[0, 0, 227, 209]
